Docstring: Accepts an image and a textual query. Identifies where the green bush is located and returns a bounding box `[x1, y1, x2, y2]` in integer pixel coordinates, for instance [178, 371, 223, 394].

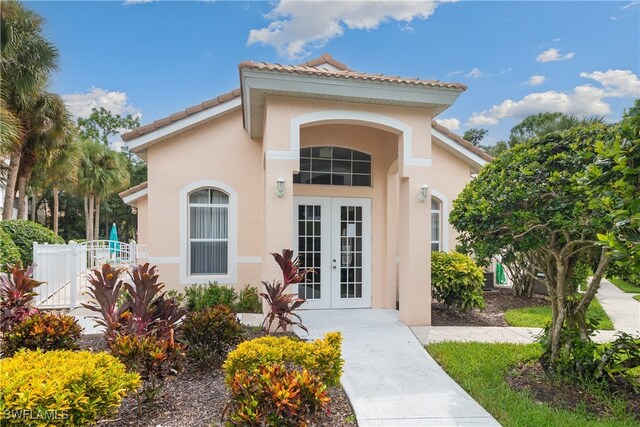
[234, 284, 262, 313]
[183, 282, 237, 311]
[1, 312, 82, 357]
[223, 332, 343, 387]
[0, 349, 140, 426]
[0, 228, 20, 272]
[0, 220, 64, 266]
[181, 305, 245, 368]
[225, 363, 329, 426]
[431, 251, 485, 314]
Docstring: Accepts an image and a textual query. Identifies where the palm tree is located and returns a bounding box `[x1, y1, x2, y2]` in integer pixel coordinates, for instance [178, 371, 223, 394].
[15, 92, 74, 219]
[75, 140, 130, 240]
[29, 133, 80, 234]
[0, 98, 22, 156]
[0, 0, 59, 220]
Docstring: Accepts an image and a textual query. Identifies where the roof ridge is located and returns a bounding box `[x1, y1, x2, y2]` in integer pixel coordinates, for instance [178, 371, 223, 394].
[431, 120, 493, 162]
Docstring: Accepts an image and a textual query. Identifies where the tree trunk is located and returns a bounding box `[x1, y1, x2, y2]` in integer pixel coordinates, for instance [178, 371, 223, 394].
[88, 195, 95, 241]
[52, 187, 59, 235]
[2, 150, 21, 220]
[94, 196, 101, 240]
[84, 196, 90, 240]
[16, 175, 28, 219]
[30, 193, 37, 222]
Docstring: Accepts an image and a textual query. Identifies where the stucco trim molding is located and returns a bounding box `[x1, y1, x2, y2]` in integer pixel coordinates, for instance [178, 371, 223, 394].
[148, 256, 179, 264]
[237, 256, 262, 264]
[432, 128, 488, 169]
[290, 110, 431, 170]
[179, 179, 238, 285]
[430, 189, 450, 252]
[122, 188, 148, 206]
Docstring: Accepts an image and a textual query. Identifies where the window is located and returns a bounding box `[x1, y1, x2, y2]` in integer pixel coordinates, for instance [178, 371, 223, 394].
[188, 188, 229, 275]
[431, 198, 442, 252]
[293, 146, 372, 187]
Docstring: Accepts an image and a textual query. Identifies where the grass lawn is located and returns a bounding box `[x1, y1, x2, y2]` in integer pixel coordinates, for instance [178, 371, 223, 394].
[608, 277, 640, 294]
[504, 298, 615, 330]
[634, 295, 640, 302]
[427, 342, 638, 427]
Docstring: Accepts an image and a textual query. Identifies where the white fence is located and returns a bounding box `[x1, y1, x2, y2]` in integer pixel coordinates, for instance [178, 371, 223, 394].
[32, 240, 148, 309]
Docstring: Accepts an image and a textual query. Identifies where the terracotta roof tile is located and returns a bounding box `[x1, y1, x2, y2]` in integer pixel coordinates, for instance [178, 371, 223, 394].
[431, 121, 493, 162]
[119, 181, 148, 199]
[302, 53, 349, 71]
[238, 60, 467, 91]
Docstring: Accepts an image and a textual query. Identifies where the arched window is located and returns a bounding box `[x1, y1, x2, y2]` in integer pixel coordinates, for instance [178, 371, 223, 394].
[431, 198, 442, 252]
[188, 188, 229, 275]
[293, 147, 372, 187]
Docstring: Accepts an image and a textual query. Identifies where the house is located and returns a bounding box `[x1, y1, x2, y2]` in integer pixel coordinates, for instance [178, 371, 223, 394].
[119, 54, 491, 326]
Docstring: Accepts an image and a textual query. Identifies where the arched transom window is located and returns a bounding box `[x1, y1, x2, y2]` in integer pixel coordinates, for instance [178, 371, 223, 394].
[293, 146, 372, 187]
[189, 188, 229, 275]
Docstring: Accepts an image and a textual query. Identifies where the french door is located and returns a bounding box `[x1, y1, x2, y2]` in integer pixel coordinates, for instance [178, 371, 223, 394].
[293, 197, 371, 309]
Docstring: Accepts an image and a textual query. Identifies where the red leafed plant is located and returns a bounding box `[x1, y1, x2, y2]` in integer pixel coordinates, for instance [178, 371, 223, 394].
[260, 249, 311, 334]
[0, 263, 43, 333]
[82, 263, 127, 341]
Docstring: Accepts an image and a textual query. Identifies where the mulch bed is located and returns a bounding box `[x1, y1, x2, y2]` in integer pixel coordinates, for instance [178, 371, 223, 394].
[79, 331, 357, 427]
[431, 287, 549, 326]
[507, 361, 640, 420]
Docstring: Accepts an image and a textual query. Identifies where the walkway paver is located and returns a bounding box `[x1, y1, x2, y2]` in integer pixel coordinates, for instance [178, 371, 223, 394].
[596, 279, 639, 333]
[296, 309, 500, 427]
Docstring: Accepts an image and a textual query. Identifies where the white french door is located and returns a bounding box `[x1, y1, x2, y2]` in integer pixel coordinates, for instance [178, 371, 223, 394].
[293, 197, 371, 309]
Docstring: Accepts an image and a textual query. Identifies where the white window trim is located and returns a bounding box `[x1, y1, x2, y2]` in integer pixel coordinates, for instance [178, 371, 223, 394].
[430, 189, 450, 252]
[179, 180, 238, 284]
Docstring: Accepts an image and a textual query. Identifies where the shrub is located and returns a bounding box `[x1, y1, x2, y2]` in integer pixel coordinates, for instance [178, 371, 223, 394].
[1, 312, 82, 357]
[109, 333, 184, 399]
[0, 228, 20, 273]
[225, 364, 329, 427]
[223, 332, 343, 387]
[0, 220, 64, 266]
[83, 263, 186, 400]
[234, 284, 262, 313]
[0, 349, 140, 426]
[0, 264, 42, 333]
[184, 281, 237, 311]
[260, 249, 310, 333]
[431, 251, 485, 314]
[181, 305, 245, 368]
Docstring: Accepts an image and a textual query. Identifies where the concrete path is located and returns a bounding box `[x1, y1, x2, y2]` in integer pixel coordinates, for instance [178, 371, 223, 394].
[596, 279, 639, 334]
[296, 309, 500, 427]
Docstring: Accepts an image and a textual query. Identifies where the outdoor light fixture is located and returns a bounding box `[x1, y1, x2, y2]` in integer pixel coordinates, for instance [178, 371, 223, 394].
[276, 177, 285, 198]
[418, 184, 429, 203]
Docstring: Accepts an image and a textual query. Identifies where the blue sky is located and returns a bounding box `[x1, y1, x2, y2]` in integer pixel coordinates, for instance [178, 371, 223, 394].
[27, 0, 640, 146]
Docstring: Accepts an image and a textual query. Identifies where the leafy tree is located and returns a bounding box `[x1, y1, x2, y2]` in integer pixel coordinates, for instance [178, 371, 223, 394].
[462, 128, 489, 147]
[508, 112, 605, 147]
[483, 141, 508, 157]
[450, 124, 618, 369]
[0, 0, 58, 220]
[77, 107, 139, 148]
[591, 100, 640, 273]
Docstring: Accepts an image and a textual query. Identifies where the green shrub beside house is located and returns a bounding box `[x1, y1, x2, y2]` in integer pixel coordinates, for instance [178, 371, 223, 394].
[0, 220, 64, 266]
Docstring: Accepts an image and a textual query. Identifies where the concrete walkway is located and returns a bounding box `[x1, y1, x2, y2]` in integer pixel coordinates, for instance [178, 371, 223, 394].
[296, 309, 500, 427]
[596, 279, 639, 333]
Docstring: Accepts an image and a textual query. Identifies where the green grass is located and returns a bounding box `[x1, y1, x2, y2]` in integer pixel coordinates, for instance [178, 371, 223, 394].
[608, 277, 640, 294]
[504, 298, 615, 330]
[427, 342, 638, 427]
[634, 295, 640, 303]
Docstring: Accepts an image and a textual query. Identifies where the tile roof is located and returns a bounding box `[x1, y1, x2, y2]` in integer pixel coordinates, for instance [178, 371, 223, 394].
[431, 121, 493, 162]
[121, 89, 242, 141]
[118, 181, 148, 199]
[238, 60, 467, 91]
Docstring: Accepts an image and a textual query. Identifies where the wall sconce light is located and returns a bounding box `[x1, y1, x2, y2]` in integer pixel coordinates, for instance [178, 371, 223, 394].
[276, 177, 285, 198]
[418, 184, 429, 203]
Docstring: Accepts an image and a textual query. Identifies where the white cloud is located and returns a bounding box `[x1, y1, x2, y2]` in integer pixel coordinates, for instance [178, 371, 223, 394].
[247, 0, 449, 59]
[466, 68, 486, 78]
[536, 47, 575, 63]
[525, 75, 546, 86]
[123, 0, 156, 4]
[62, 87, 142, 120]
[435, 117, 460, 130]
[447, 70, 462, 77]
[467, 69, 639, 126]
[621, 1, 639, 10]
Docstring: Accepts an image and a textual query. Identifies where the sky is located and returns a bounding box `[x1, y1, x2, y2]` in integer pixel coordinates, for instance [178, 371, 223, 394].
[26, 0, 640, 146]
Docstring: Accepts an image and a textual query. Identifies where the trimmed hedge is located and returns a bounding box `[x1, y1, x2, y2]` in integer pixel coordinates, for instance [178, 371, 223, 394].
[431, 251, 485, 314]
[0, 228, 21, 272]
[0, 349, 140, 426]
[0, 220, 63, 266]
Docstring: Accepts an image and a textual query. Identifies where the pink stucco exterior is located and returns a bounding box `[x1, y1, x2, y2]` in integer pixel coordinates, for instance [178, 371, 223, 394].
[121, 55, 489, 326]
